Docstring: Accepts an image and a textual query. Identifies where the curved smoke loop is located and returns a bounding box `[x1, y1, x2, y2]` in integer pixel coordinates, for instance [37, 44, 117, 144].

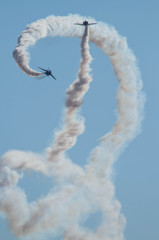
[0, 15, 145, 240]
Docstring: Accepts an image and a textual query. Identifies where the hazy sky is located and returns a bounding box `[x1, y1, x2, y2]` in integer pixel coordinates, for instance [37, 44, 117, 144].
[0, 1, 159, 240]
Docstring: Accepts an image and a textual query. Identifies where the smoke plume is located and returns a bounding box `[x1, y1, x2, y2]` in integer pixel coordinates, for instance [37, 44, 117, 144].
[0, 14, 145, 240]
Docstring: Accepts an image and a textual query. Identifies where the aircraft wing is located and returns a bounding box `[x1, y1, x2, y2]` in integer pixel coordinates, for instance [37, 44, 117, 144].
[51, 74, 56, 80]
[88, 23, 97, 25]
[38, 67, 46, 71]
[74, 23, 97, 26]
[74, 23, 84, 26]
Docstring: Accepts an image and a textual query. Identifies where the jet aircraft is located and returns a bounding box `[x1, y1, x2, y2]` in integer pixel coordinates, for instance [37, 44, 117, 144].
[74, 20, 97, 26]
[38, 67, 56, 80]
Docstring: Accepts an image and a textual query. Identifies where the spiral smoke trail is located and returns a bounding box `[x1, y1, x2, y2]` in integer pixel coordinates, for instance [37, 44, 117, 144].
[0, 15, 145, 240]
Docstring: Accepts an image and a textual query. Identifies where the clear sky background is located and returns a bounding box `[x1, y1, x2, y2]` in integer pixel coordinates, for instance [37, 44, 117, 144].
[0, 0, 159, 240]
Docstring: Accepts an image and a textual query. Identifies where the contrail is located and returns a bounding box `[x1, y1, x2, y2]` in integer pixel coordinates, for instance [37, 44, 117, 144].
[0, 15, 145, 240]
[48, 24, 92, 164]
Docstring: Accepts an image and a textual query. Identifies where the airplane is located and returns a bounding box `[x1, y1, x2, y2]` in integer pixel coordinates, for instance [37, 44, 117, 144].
[74, 20, 97, 26]
[38, 67, 56, 80]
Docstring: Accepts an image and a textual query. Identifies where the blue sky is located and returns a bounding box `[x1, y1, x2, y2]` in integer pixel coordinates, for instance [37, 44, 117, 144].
[0, 0, 159, 240]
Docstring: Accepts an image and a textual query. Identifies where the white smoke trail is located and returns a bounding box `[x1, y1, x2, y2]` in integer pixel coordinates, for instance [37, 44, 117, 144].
[0, 14, 145, 240]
